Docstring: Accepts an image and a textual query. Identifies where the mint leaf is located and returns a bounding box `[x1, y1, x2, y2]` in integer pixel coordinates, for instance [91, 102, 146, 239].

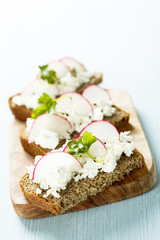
[39, 64, 59, 84]
[31, 93, 57, 119]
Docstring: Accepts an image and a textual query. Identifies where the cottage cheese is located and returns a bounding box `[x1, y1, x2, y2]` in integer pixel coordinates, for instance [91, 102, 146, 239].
[26, 118, 70, 150]
[26, 113, 90, 149]
[27, 131, 135, 198]
[12, 68, 93, 109]
[58, 70, 93, 94]
[12, 79, 59, 109]
[74, 131, 135, 181]
[26, 98, 115, 150]
[91, 99, 116, 121]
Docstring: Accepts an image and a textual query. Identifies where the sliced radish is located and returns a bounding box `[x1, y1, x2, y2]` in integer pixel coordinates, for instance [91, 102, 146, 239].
[48, 61, 69, 78]
[56, 92, 93, 115]
[59, 57, 85, 71]
[21, 80, 59, 97]
[28, 113, 72, 144]
[63, 137, 107, 159]
[63, 136, 79, 153]
[88, 139, 107, 159]
[79, 121, 120, 141]
[32, 151, 82, 180]
[35, 72, 41, 80]
[82, 85, 111, 104]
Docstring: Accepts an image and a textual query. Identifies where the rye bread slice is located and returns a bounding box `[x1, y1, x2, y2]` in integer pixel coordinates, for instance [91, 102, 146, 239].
[19, 149, 144, 215]
[20, 106, 130, 157]
[8, 72, 103, 121]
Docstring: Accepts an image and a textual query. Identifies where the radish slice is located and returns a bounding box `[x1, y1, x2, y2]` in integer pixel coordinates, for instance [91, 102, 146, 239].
[48, 61, 69, 78]
[89, 139, 107, 159]
[35, 72, 41, 80]
[79, 121, 120, 141]
[28, 113, 72, 144]
[63, 137, 79, 153]
[57, 92, 93, 115]
[32, 151, 82, 180]
[59, 57, 85, 71]
[63, 138, 107, 160]
[21, 80, 59, 97]
[82, 85, 111, 104]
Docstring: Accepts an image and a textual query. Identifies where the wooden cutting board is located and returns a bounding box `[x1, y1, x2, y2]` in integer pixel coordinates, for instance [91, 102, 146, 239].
[9, 89, 157, 219]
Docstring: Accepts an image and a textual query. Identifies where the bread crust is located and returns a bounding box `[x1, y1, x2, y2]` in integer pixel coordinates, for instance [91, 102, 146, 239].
[8, 73, 103, 121]
[20, 105, 130, 157]
[19, 149, 144, 215]
[8, 94, 32, 121]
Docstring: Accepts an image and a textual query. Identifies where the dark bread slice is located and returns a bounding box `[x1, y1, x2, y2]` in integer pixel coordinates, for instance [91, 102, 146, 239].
[8, 94, 32, 121]
[104, 105, 130, 129]
[8, 73, 103, 121]
[20, 106, 130, 157]
[19, 149, 144, 215]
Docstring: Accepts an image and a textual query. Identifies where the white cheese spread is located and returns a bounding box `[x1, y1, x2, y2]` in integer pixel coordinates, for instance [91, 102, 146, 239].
[92, 99, 116, 121]
[12, 68, 93, 109]
[58, 70, 93, 94]
[26, 97, 116, 150]
[27, 131, 135, 198]
[26, 118, 70, 150]
[12, 79, 59, 109]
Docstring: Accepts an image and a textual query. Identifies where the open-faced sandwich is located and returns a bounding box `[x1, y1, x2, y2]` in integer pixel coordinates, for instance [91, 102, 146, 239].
[20, 85, 130, 157]
[9, 57, 103, 121]
[20, 121, 144, 215]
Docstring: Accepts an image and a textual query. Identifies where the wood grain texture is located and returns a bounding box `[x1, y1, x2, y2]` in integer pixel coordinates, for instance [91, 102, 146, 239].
[9, 89, 157, 219]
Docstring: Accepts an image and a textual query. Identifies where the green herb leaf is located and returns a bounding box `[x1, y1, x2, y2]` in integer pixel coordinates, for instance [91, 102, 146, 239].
[31, 93, 57, 119]
[67, 131, 97, 160]
[31, 105, 49, 119]
[82, 131, 97, 148]
[39, 64, 59, 84]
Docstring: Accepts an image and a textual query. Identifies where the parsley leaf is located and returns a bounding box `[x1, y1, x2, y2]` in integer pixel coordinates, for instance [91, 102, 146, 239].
[67, 131, 97, 161]
[82, 131, 97, 148]
[31, 93, 57, 119]
[31, 105, 49, 119]
[39, 64, 59, 84]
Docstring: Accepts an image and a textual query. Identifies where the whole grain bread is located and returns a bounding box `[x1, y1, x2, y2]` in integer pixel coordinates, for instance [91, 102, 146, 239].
[19, 149, 144, 215]
[20, 106, 130, 157]
[8, 72, 103, 121]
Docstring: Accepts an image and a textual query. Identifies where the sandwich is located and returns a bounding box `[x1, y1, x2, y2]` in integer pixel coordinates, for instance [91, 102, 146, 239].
[9, 57, 103, 121]
[20, 85, 129, 157]
[20, 120, 144, 215]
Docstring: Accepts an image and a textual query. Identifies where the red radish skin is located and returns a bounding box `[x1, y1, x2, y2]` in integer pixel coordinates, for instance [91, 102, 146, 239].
[95, 138, 107, 153]
[79, 120, 120, 140]
[52, 113, 72, 129]
[63, 136, 79, 152]
[82, 84, 111, 101]
[28, 113, 72, 144]
[32, 151, 82, 180]
[63, 145, 68, 152]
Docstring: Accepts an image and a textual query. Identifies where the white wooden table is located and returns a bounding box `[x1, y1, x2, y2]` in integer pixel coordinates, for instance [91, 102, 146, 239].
[0, 0, 160, 239]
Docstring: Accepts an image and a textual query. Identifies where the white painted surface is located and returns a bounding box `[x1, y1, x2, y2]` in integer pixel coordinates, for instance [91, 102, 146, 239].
[0, 0, 160, 239]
